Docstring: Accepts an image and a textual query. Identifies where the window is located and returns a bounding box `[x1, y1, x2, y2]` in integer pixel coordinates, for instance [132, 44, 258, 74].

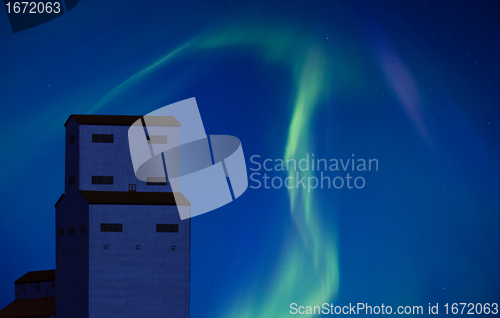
[16, 292, 20, 300]
[68, 135, 75, 143]
[92, 134, 114, 143]
[156, 224, 179, 233]
[36, 282, 40, 291]
[57, 227, 64, 236]
[68, 176, 75, 185]
[80, 224, 86, 234]
[100, 223, 123, 232]
[68, 226, 75, 235]
[92, 176, 113, 185]
[128, 184, 136, 192]
[51, 281, 55, 290]
[147, 177, 167, 186]
[147, 135, 168, 144]
[22, 284, 26, 292]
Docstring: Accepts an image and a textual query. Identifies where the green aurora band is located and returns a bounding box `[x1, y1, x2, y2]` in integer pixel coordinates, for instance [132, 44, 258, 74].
[94, 25, 340, 317]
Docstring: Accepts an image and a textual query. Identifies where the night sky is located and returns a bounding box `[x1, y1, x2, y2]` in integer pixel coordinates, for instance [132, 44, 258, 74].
[1, 1, 499, 316]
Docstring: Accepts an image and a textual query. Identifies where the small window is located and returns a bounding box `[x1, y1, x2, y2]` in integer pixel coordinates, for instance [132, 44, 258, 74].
[92, 176, 113, 185]
[156, 224, 179, 233]
[80, 224, 86, 234]
[68, 226, 75, 235]
[57, 227, 64, 236]
[22, 284, 26, 292]
[69, 176, 75, 185]
[36, 282, 40, 291]
[92, 134, 114, 143]
[128, 184, 136, 192]
[147, 135, 168, 144]
[68, 135, 75, 143]
[51, 281, 55, 290]
[147, 177, 167, 186]
[100, 223, 123, 232]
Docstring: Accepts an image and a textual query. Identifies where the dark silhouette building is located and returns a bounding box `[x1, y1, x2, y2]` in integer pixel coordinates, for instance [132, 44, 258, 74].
[1, 115, 191, 318]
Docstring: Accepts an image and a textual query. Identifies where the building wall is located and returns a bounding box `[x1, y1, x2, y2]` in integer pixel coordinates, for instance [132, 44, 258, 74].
[88, 204, 190, 318]
[77, 124, 180, 193]
[55, 192, 90, 318]
[65, 119, 80, 195]
[58, 117, 188, 318]
[142, 123, 180, 192]
[14, 281, 55, 300]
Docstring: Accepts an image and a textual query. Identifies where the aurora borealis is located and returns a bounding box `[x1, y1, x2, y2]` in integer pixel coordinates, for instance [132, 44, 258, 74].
[91, 25, 340, 317]
[1, 1, 499, 317]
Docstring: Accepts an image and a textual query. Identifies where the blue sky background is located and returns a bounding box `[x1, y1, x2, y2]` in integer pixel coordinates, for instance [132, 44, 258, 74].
[0, 1, 499, 316]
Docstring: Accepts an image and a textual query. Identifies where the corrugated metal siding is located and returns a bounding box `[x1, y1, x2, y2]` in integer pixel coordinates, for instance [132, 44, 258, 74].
[88, 205, 190, 318]
[55, 192, 90, 318]
[78, 125, 178, 193]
